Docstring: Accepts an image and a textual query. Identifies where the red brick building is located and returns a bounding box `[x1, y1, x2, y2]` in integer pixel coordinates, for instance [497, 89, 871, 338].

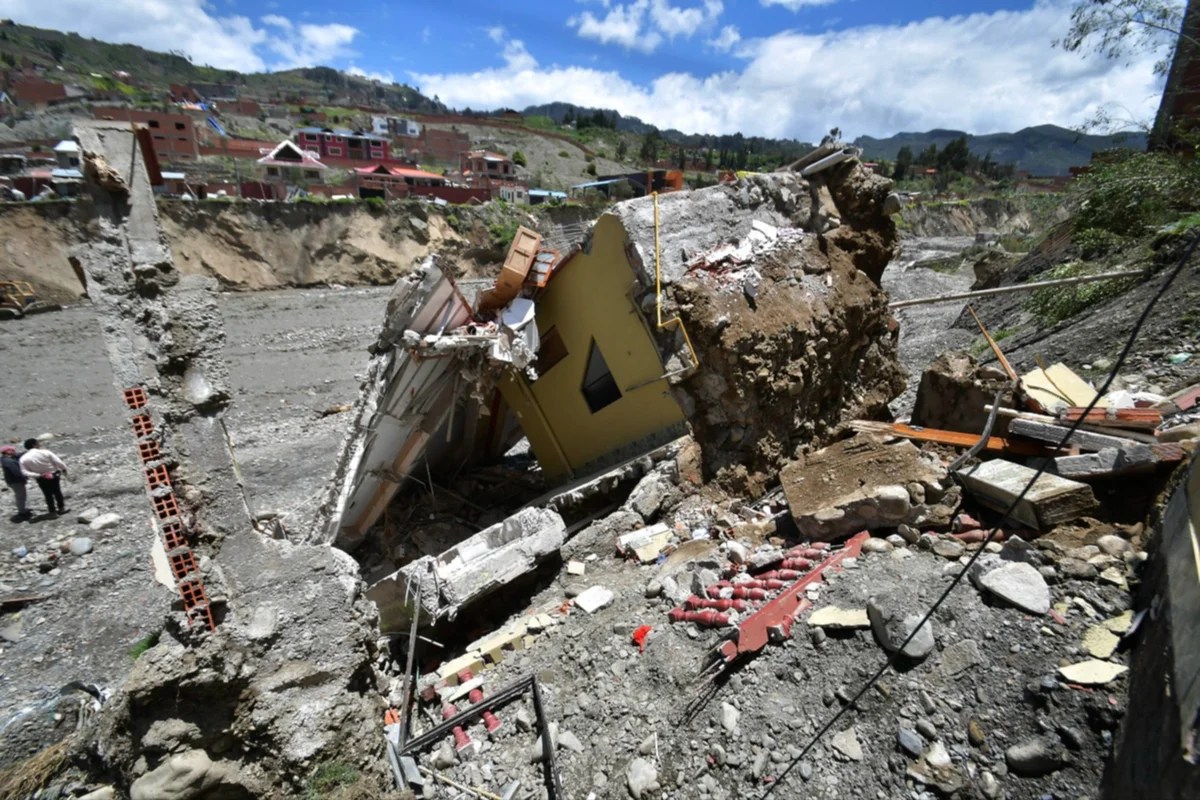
[8, 75, 67, 108]
[294, 127, 390, 161]
[92, 107, 200, 161]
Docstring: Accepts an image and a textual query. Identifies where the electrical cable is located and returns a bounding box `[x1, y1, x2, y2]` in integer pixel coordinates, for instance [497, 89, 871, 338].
[762, 230, 1200, 797]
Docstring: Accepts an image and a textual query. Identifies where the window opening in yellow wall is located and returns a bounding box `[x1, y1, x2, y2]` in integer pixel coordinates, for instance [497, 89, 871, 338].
[537, 326, 568, 376]
[581, 339, 621, 413]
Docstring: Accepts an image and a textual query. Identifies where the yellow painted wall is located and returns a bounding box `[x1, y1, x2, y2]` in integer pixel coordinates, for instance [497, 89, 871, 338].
[499, 213, 685, 478]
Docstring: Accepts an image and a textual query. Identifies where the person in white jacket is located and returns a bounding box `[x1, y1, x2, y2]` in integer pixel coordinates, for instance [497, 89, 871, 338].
[19, 438, 68, 515]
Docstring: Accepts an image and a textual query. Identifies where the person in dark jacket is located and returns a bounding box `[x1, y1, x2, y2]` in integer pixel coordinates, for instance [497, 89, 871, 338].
[1, 445, 31, 519]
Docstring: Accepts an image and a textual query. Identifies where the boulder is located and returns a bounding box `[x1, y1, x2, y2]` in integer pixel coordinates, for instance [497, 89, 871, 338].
[868, 592, 935, 659]
[88, 513, 121, 531]
[973, 561, 1051, 614]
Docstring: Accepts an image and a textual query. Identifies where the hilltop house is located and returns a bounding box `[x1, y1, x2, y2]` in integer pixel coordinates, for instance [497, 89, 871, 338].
[353, 163, 446, 200]
[461, 149, 516, 186]
[92, 107, 200, 161]
[295, 127, 391, 162]
[256, 140, 327, 184]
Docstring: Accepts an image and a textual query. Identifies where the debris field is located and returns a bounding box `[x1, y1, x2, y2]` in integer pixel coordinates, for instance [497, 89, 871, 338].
[0, 124, 1197, 800]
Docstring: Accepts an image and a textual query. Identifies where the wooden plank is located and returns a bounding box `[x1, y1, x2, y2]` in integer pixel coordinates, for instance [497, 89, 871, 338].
[1057, 406, 1163, 430]
[849, 420, 1048, 456]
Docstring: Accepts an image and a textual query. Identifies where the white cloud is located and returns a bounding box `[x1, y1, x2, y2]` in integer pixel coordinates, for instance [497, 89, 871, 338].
[569, 0, 723, 53]
[347, 64, 395, 83]
[0, 0, 359, 72]
[761, 0, 841, 10]
[487, 25, 506, 44]
[416, 1, 1165, 141]
[707, 24, 741, 52]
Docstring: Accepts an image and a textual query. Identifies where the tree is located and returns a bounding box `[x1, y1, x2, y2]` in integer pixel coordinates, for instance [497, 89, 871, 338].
[893, 145, 913, 181]
[938, 136, 970, 173]
[46, 39, 65, 63]
[918, 143, 939, 166]
[512, 150, 527, 167]
[639, 131, 661, 163]
[616, 138, 629, 161]
[1056, 0, 1191, 75]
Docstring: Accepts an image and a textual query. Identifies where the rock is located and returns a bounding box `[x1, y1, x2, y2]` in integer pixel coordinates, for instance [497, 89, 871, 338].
[862, 537, 893, 554]
[939, 639, 984, 677]
[980, 771, 1001, 799]
[558, 730, 584, 754]
[925, 741, 951, 769]
[1058, 659, 1129, 685]
[896, 524, 920, 544]
[1082, 625, 1120, 659]
[897, 728, 923, 758]
[831, 727, 863, 761]
[129, 750, 228, 800]
[631, 475, 667, 520]
[720, 701, 740, 733]
[967, 720, 985, 747]
[78, 789, 116, 800]
[932, 539, 965, 559]
[1096, 534, 1131, 556]
[975, 561, 1050, 614]
[644, 580, 663, 599]
[626, 757, 659, 799]
[916, 719, 938, 740]
[432, 741, 457, 769]
[868, 593, 935, 659]
[574, 586, 614, 614]
[88, 512, 121, 531]
[1005, 737, 1067, 777]
[807, 606, 870, 629]
[638, 734, 656, 755]
[1059, 558, 1098, 580]
[76, 507, 101, 524]
[68, 537, 93, 556]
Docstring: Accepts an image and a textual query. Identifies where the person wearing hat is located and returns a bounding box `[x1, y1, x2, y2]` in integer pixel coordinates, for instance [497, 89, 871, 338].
[19, 438, 68, 515]
[1, 445, 31, 520]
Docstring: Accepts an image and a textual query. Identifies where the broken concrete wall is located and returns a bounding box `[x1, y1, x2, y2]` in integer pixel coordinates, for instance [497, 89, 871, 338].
[368, 506, 565, 630]
[612, 164, 905, 492]
[69, 122, 388, 796]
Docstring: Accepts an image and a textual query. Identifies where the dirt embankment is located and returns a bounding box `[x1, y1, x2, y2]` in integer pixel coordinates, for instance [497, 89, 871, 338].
[0, 199, 561, 303]
[900, 196, 1042, 237]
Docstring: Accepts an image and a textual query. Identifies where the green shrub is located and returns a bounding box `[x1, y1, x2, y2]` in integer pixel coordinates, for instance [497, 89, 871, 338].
[130, 630, 161, 660]
[557, 150, 570, 158]
[512, 150, 527, 167]
[1073, 149, 1200, 237]
[1026, 262, 1140, 325]
[1073, 227, 1124, 258]
[304, 763, 356, 800]
[488, 219, 519, 252]
[586, 162, 597, 176]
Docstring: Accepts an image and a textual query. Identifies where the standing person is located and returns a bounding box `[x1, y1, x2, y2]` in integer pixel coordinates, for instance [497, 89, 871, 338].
[1, 445, 30, 520]
[19, 438, 68, 515]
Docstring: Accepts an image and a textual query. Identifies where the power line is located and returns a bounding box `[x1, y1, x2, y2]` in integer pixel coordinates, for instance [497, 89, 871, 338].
[762, 230, 1200, 798]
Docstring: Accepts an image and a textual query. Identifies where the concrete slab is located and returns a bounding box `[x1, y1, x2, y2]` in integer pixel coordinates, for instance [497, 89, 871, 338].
[956, 459, 1098, 531]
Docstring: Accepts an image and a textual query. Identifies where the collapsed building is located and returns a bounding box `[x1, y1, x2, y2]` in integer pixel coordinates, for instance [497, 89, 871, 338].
[319, 147, 907, 629]
[8, 122, 1197, 800]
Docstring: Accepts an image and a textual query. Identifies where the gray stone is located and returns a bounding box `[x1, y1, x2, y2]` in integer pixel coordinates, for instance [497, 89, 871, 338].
[75, 507, 101, 524]
[939, 639, 984, 677]
[129, 750, 228, 800]
[925, 741, 951, 769]
[975, 562, 1051, 614]
[868, 594, 935, 659]
[626, 757, 659, 799]
[645, 580, 663, 598]
[68, 537, 93, 556]
[932, 538, 964, 559]
[88, 513, 121, 531]
[897, 728, 923, 758]
[720, 701, 740, 733]
[1097, 534, 1132, 556]
[831, 727, 863, 761]
[1005, 737, 1067, 776]
[628, 473, 667, 520]
[78, 789, 116, 800]
[558, 730, 584, 754]
[638, 734, 656, 755]
[432, 741, 458, 769]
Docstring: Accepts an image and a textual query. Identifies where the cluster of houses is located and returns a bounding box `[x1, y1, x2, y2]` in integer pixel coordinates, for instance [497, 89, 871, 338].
[0, 68, 687, 205]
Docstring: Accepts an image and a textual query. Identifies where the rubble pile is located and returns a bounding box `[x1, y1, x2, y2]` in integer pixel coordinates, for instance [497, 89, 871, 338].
[614, 166, 906, 493]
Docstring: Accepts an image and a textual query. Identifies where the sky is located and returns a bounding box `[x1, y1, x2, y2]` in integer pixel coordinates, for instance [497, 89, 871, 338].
[0, 0, 1176, 141]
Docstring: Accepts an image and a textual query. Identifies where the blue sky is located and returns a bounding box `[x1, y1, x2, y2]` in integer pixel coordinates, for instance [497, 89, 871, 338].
[0, 0, 1176, 141]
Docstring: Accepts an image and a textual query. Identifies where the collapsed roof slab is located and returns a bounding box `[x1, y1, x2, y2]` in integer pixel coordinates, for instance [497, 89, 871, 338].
[368, 506, 566, 630]
[321, 261, 481, 549]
